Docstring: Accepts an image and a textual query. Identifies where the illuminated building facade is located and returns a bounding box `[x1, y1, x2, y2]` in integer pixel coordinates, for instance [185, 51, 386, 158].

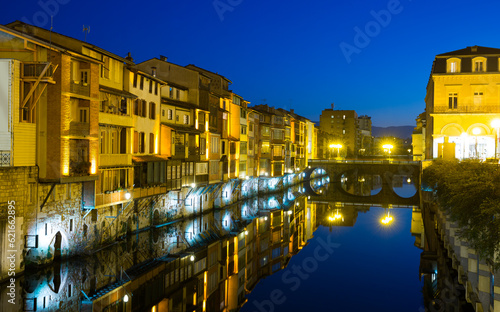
[425, 45, 500, 160]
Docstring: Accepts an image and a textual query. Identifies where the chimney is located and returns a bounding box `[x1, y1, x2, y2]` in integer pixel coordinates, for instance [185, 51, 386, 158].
[290, 109, 294, 114]
[331, 102, 334, 110]
[125, 52, 133, 62]
[151, 67, 157, 77]
[160, 55, 168, 62]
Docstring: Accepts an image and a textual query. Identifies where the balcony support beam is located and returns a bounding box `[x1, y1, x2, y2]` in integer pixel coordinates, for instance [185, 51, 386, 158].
[21, 62, 58, 109]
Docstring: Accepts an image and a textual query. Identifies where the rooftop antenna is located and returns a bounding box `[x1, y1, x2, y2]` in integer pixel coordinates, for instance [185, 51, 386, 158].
[83, 25, 90, 42]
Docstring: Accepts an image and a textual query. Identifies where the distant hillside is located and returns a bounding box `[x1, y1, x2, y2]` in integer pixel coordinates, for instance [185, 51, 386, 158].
[372, 126, 414, 139]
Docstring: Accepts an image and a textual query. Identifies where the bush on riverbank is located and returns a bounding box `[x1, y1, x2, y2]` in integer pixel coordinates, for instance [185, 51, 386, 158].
[423, 159, 500, 269]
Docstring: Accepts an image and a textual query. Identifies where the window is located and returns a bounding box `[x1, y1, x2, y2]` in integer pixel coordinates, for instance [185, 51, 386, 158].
[133, 99, 139, 115]
[155, 82, 158, 95]
[149, 80, 153, 93]
[150, 133, 155, 153]
[343, 115, 346, 120]
[134, 131, 138, 153]
[100, 131, 106, 154]
[249, 122, 253, 132]
[241, 126, 247, 135]
[241, 108, 247, 118]
[211, 137, 219, 154]
[80, 70, 88, 85]
[240, 142, 247, 154]
[450, 61, 457, 73]
[200, 138, 206, 155]
[448, 93, 458, 109]
[168, 109, 173, 120]
[342, 129, 346, 134]
[176, 89, 180, 100]
[183, 115, 189, 125]
[101, 56, 110, 79]
[169, 87, 173, 98]
[474, 92, 483, 105]
[162, 109, 165, 117]
[149, 102, 156, 119]
[221, 141, 226, 154]
[133, 73, 137, 88]
[474, 60, 485, 72]
[331, 115, 334, 118]
[139, 132, 145, 153]
[79, 108, 88, 123]
[261, 142, 270, 153]
[142, 100, 147, 117]
[273, 146, 282, 157]
[140, 76, 144, 90]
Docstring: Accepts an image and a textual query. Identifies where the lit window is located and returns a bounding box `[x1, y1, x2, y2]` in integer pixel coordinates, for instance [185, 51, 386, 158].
[450, 61, 457, 73]
[167, 109, 173, 120]
[183, 115, 190, 125]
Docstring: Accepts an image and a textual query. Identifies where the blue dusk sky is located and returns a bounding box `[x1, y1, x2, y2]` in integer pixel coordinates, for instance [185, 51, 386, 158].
[3, 0, 500, 126]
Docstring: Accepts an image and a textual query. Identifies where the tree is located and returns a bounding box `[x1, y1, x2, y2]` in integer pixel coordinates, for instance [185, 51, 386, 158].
[423, 159, 500, 269]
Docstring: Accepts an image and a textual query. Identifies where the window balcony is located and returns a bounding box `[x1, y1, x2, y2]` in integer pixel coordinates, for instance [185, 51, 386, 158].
[69, 121, 90, 137]
[433, 104, 500, 113]
[70, 81, 90, 97]
[22, 62, 56, 81]
[69, 160, 91, 176]
[175, 144, 186, 156]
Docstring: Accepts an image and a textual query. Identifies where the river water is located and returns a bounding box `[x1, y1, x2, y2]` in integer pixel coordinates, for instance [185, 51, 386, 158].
[0, 171, 470, 312]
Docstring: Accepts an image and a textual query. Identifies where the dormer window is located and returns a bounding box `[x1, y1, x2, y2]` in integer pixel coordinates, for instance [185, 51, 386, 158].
[450, 62, 457, 73]
[473, 57, 486, 72]
[447, 58, 461, 73]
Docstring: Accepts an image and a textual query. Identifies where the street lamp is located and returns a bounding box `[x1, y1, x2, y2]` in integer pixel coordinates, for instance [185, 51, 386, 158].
[329, 144, 342, 158]
[491, 119, 500, 160]
[382, 144, 393, 160]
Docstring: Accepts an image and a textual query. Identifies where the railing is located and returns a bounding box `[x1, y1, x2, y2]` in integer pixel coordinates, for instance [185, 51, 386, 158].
[0, 151, 11, 166]
[175, 144, 185, 156]
[70, 81, 90, 97]
[22, 62, 56, 79]
[308, 159, 420, 165]
[432, 105, 500, 113]
[189, 147, 199, 156]
[69, 121, 90, 137]
[69, 160, 91, 176]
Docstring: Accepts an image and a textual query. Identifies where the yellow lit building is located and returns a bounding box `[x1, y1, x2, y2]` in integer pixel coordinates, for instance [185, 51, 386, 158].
[426, 46, 500, 160]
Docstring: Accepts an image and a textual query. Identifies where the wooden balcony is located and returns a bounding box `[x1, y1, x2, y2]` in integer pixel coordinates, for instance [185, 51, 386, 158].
[96, 189, 130, 207]
[70, 81, 90, 97]
[22, 62, 56, 82]
[133, 185, 167, 199]
[100, 154, 132, 167]
[69, 121, 90, 137]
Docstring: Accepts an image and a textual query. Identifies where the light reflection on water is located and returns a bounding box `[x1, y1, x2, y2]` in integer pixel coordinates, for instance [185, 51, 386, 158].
[1, 173, 452, 312]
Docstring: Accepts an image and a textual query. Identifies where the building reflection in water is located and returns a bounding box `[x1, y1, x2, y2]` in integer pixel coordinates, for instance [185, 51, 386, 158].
[0, 178, 323, 312]
[0, 173, 472, 311]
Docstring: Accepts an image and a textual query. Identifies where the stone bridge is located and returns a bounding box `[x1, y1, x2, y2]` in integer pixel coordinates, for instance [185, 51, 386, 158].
[307, 159, 422, 207]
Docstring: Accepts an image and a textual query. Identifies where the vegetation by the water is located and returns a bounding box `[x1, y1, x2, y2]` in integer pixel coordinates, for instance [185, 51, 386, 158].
[423, 159, 500, 269]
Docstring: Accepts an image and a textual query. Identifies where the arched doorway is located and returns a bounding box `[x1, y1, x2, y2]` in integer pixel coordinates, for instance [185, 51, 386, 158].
[53, 232, 62, 261]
